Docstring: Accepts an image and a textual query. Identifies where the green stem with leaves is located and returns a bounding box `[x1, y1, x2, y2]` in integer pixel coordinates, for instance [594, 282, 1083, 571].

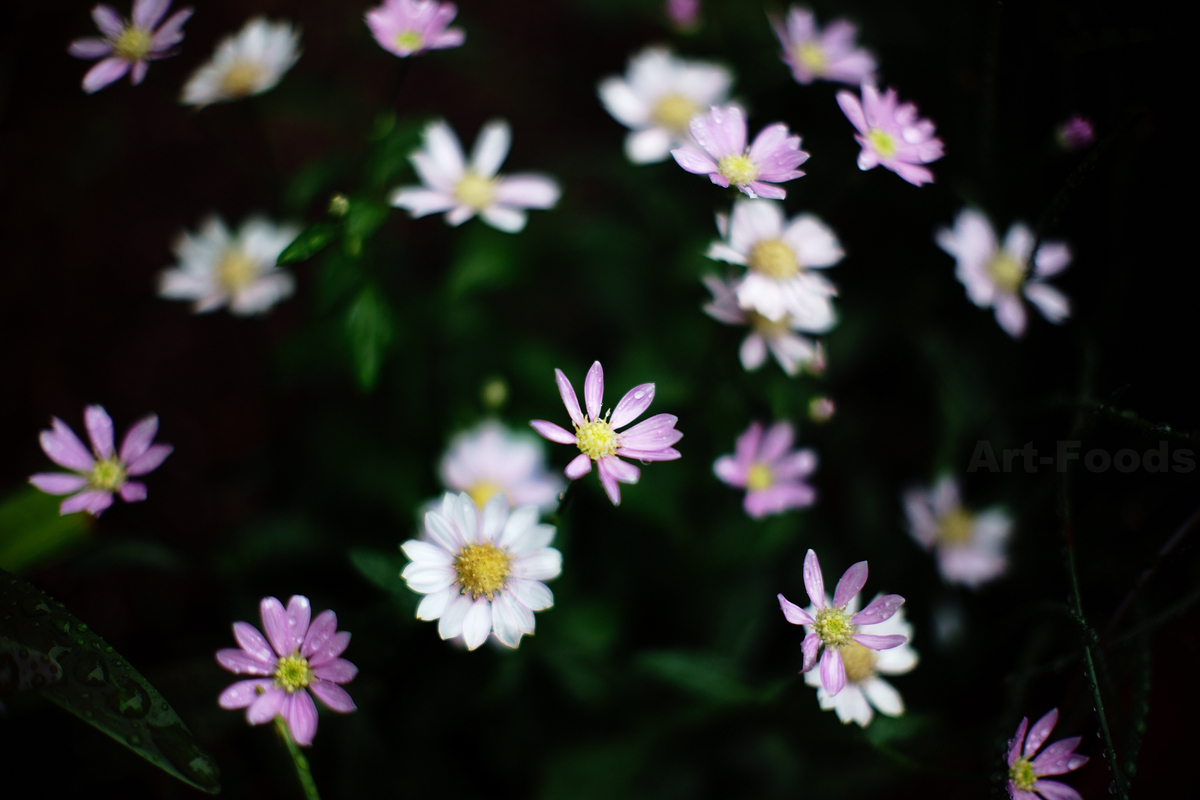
[275, 715, 321, 800]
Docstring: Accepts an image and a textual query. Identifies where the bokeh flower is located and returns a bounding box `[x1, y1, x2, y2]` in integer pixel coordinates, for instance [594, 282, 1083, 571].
[1056, 115, 1095, 150]
[181, 17, 300, 107]
[770, 6, 876, 86]
[402, 492, 561, 649]
[836, 84, 943, 186]
[802, 596, 917, 726]
[365, 0, 464, 58]
[217, 596, 357, 747]
[903, 475, 1011, 588]
[713, 421, 817, 519]
[778, 549, 906, 696]
[808, 396, 835, 422]
[672, 106, 808, 199]
[702, 275, 821, 376]
[158, 215, 300, 316]
[531, 361, 682, 506]
[1007, 708, 1089, 800]
[391, 119, 560, 233]
[665, 0, 701, 30]
[439, 420, 564, 512]
[68, 0, 193, 94]
[936, 209, 1072, 338]
[30, 405, 172, 516]
[598, 47, 731, 164]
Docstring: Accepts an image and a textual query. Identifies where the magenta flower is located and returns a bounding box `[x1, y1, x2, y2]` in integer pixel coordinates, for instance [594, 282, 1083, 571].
[778, 549, 906, 696]
[530, 361, 682, 506]
[29, 405, 172, 516]
[365, 0, 464, 58]
[836, 84, 944, 186]
[68, 0, 193, 94]
[672, 106, 809, 199]
[713, 421, 817, 519]
[217, 596, 357, 747]
[771, 6, 876, 86]
[1056, 115, 1095, 151]
[1006, 708, 1089, 800]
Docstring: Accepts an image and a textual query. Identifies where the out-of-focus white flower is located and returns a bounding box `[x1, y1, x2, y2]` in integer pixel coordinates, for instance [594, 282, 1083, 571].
[702, 275, 821, 377]
[903, 475, 1011, 588]
[181, 17, 301, 107]
[439, 420, 564, 513]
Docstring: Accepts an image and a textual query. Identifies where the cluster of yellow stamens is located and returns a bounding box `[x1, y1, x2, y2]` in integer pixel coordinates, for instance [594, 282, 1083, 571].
[220, 62, 264, 98]
[717, 153, 758, 186]
[986, 251, 1027, 293]
[867, 129, 897, 159]
[89, 457, 127, 492]
[813, 606, 856, 648]
[748, 239, 800, 279]
[454, 543, 512, 600]
[466, 481, 503, 508]
[839, 641, 878, 683]
[747, 311, 791, 339]
[746, 463, 774, 492]
[651, 94, 701, 134]
[217, 250, 259, 293]
[795, 43, 828, 73]
[112, 26, 153, 63]
[395, 31, 424, 52]
[1009, 757, 1037, 791]
[454, 172, 497, 210]
[274, 653, 313, 693]
[575, 418, 619, 460]
[937, 507, 975, 545]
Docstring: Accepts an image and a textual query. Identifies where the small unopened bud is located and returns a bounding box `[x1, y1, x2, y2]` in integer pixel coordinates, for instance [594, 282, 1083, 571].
[808, 396, 835, 423]
[481, 376, 508, 410]
[329, 193, 350, 217]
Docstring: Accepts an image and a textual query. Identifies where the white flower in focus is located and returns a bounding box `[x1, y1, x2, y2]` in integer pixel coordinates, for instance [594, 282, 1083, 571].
[903, 475, 1011, 588]
[598, 47, 732, 164]
[702, 275, 822, 377]
[181, 17, 301, 107]
[439, 420, 564, 513]
[159, 215, 299, 315]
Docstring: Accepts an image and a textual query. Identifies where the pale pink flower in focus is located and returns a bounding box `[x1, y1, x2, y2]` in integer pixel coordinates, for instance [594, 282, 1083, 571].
[936, 209, 1071, 338]
[1006, 708, 1089, 800]
[713, 421, 817, 519]
[836, 84, 943, 186]
[778, 549, 906, 696]
[390, 119, 560, 233]
[217, 596, 357, 747]
[68, 0, 193, 94]
[672, 106, 808, 199]
[771, 6, 876, 86]
[439, 420, 564, 512]
[365, 0, 464, 58]
[29, 405, 172, 516]
[530, 361, 682, 506]
[702, 275, 821, 376]
[1056, 115, 1095, 151]
[903, 474, 1011, 588]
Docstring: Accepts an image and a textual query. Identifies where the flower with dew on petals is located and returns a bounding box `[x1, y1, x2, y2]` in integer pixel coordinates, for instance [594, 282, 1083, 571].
[1006, 708, 1089, 800]
[802, 595, 917, 726]
[778, 549, 906, 696]
[936, 209, 1072, 339]
[836, 84, 943, 186]
[702, 275, 823, 377]
[29, 405, 172, 517]
[217, 596, 357, 747]
[903, 474, 1012, 588]
[707, 198, 841, 326]
[181, 17, 300, 107]
[714, 421, 817, 519]
[68, 0, 193, 94]
[365, 0, 464, 58]
[1056, 115, 1095, 151]
[402, 492, 561, 650]
[770, 6, 876, 86]
[672, 106, 808, 199]
[390, 119, 561, 233]
[158, 215, 300, 316]
[530, 361, 682, 506]
[439, 420, 564, 513]
[598, 47, 731, 164]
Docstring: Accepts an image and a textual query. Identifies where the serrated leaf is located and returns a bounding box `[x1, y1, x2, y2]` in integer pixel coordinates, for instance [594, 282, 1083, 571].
[0, 569, 221, 794]
[345, 284, 394, 391]
[278, 222, 339, 265]
[0, 486, 90, 573]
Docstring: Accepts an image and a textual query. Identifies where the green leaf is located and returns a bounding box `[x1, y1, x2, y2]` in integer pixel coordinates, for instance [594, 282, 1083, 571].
[343, 199, 390, 256]
[348, 546, 406, 593]
[636, 649, 754, 705]
[0, 486, 90, 573]
[345, 284, 394, 391]
[446, 226, 517, 300]
[278, 222, 339, 265]
[0, 569, 220, 794]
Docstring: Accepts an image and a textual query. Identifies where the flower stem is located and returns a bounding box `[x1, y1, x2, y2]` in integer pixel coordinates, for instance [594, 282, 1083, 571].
[275, 715, 321, 800]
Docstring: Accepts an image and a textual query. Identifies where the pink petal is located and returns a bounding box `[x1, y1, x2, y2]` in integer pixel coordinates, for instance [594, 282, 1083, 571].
[671, 145, 718, 175]
[92, 5, 124, 37]
[301, 610, 338, 659]
[132, 0, 170, 29]
[245, 686, 286, 724]
[281, 690, 319, 746]
[746, 181, 787, 200]
[758, 421, 794, 463]
[308, 631, 351, 666]
[554, 369, 584, 426]
[82, 57, 131, 94]
[733, 422, 763, 472]
[308, 680, 357, 713]
[215, 648, 275, 676]
[286, 596, 312, 654]
[832, 562, 868, 608]
[259, 597, 292, 657]
[610, 382, 655, 429]
[1008, 717, 1029, 766]
[40, 418, 95, 471]
[565, 453, 592, 479]
[618, 446, 681, 462]
[233, 622, 276, 663]
[836, 90, 868, 134]
[119, 481, 147, 502]
[150, 8, 193, 50]
[820, 646, 845, 695]
[744, 483, 816, 518]
[29, 473, 89, 495]
[583, 361, 604, 421]
[1033, 241, 1072, 277]
[851, 594, 905, 625]
[600, 455, 639, 484]
[130, 59, 148, 85]
[852, 633, 907, 650]
[218, 678, 274, 709]
[616, 413, 681, 452]
[802, 549, 825, 609]
[1024, 708, 1059, 758]
[777, 593, 814, 626]
[118, 414, 159, 463]
[887, 159, 935, 187]
[595, 458, 623, 506]
[68, 38, 113, 59]
[713, 455, 746, 487]
[60, 490, 113, 516]
[530, 419, 576, 445]
[1030, 780, 1083, 800]
[1032, 737, 1085, 775]
[311, 658, 358, 685]
[125, 443, 172, 476]
[772, 449, 817, 480]
[801, 632, 820, 672]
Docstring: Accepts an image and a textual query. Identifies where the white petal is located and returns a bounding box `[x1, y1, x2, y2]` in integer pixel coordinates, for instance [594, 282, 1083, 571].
[461, 599, 493, 650]
[510, 579, 554, 611]
[437, 594, 472, 639]
[470, 120, 511, 178]
[416, 586, 457, 620]
[862, 677, 905, 716]
[512, 547, 562, 581]
[625, 128, 673, 164]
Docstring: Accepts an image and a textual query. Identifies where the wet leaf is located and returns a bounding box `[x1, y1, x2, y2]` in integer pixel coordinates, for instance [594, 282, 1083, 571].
[278, 222, 339, 265]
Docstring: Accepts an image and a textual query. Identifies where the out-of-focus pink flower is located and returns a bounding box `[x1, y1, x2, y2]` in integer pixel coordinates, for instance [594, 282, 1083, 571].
[808, 396, 835, 422]
[714, 421, 817, 519]
[530, 361, 682, 506]
[29, 405, 172, 516]
[439, 420, 564, 512]
[1006, 708, 1089, 800]
[672, 106, 808, 199]
[391, 119, 560, 233]
[778, 549, 906, 696]
[217, 596, 357, 747]
[665, 0, 701, 30]
[936, 209, 1071, 338]
[365, 0, 464, 58]
[903, 475, 1011, 588]
[771, 6, 875, 86]
[1056, 115, 1095, 151]
[68, 0, 193, 93]
[702, 275, 822, 376]
[836, 84, 943, 186]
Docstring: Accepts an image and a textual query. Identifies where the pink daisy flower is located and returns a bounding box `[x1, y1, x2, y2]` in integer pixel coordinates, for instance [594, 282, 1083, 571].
[771, 6, 876, 86]
[217, 596, 357, 747]
[68, 0, 193, 94]
[671, 106, 809, 199]
[530, 361, 682, 506]
[713, 421, 817, 519]
[439, 420, 564, 512]
[903, 475, 1011, 588]
[365, 0, 465, 58]
[836, 84, 944, 186]
[778, 549, 906, 696]
[1007, 708, 1089, 800]
[29, 405, 172, 516]
[702, 275, 822, 376]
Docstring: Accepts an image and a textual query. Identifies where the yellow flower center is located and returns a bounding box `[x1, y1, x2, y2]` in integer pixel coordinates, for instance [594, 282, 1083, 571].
[113, 26, 153, 62]
[220, 61, 264, 98]
[747, 311, 791, 338]
[217, 250, 259, 293]
[746, 463, 773, 491]
[1009, 757, 1037, 791]
[575, 418, 619, 460]
[651, 93, 701, 134]
[867, 128, 897, 159]
[396, 31, 424, 52]
[274, 654, 313, 693]
[814, 606, 856, 648]
[466, 481, 503, 508]
[748, 239, 800, 279]
[717, 154, 759, 186]
[454, 172, 496, 209]
[986, 252, 1027, 293]
[839, 641, 878, 684]
[454, 542, 512, 600]
[796, 42, 827, 73]
[89, 457, 127, 492]
[938, 507, 975, 545]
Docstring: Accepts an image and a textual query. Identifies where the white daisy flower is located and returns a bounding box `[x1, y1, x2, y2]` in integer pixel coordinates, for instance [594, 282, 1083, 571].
[438, 419, 564, 512]
[181, 17, 301, 107]
[158, 215, 299, 315]
[598, 46, 733, 164]
[702, 275, 824, 377]
[401, 492, 562, 650]
[903, 475, 1012, 589]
